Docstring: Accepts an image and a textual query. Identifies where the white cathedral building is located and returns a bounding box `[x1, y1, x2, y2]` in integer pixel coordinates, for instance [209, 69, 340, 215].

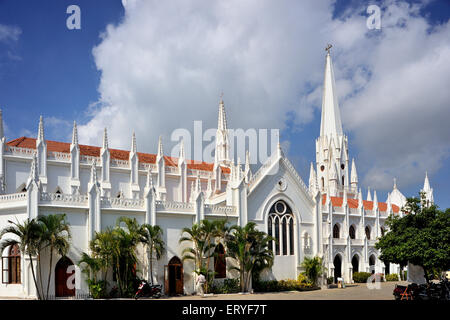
[0, 50, 434, 298]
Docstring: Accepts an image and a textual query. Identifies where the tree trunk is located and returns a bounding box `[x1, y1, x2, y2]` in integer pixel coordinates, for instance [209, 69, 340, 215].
[46, 246, 53, 299]
[37, 252, 44, 299]
[28, 253, 41, 300]
[149, 247, 153, 285]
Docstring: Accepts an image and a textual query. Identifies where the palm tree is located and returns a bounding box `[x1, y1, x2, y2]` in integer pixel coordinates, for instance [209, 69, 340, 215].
[227, 222, 274, 292]
[38, 214, 72, 299]
[141, 224, 165, 285]
[114, 217, 144, 296]
[300, 256, 324, 286]
[0, 218, 43, 299]
[179, 220, 218, 293]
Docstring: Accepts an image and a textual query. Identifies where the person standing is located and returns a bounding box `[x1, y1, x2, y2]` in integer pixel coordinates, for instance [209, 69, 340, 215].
[196, 273, 206, 296]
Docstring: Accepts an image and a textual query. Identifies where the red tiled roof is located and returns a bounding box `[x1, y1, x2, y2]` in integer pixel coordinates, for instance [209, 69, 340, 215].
[322, 194, 400, 213]
[7, 137, 230, 173]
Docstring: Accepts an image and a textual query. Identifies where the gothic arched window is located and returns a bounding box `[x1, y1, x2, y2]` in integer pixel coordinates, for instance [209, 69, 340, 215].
[2, 244, 21, 284]
[349, 225, 356, 239]
[342, 175, 345, 186]
[267, 200, 294, 256]
[365, 226, 371, 240]
[333, 224, 340, 239]
[380, 227, 385, 237]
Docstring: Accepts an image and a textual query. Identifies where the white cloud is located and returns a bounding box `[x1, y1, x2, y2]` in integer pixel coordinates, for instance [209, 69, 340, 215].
[79, 0, 450, 192]
[0, 24, 21, 43]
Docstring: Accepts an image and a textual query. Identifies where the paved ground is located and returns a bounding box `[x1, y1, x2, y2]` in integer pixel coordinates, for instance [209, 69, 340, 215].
[158, 281, 408, 300]
[0, 281, 407, 300]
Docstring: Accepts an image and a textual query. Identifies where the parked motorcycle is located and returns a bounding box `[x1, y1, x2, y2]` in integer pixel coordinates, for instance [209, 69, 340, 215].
[394, 279, 450, 300]
[134, 280, 162, 299]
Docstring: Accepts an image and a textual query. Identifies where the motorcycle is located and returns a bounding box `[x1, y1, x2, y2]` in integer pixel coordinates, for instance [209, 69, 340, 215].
[134, 280, 162, 299]
[393, 279, 450, 300]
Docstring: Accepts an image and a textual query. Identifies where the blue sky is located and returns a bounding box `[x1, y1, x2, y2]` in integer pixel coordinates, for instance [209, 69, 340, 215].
[0, 0, 449, 208]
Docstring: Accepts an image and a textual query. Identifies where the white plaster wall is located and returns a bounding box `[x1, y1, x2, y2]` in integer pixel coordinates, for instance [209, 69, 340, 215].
[101, 211, 144, 230]
[110, 171, 131, 198]
[5, 159, 30, 193]
[47, 164, 71, 194]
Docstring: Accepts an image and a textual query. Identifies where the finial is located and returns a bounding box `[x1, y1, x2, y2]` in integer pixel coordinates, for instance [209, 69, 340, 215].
[393, 177, 397, 189]
[325, 43, 332, 54]
[38, 115, 45, 141]
[131, 131, 137, 154]
[71, 121, 78, 146]
[220, 92, 224, 103]
[103, 128, 109, 150]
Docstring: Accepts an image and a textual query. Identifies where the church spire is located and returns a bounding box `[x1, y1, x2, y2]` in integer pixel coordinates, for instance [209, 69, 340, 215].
[320, 46, 343, 139]
[218, 93, 227, 131]
[215, 94, 230, 166]
[421, 171, 434, 206]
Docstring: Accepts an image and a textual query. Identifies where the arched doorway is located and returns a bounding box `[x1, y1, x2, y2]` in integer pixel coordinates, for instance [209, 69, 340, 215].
[369, 255, 376, 274]
[55, 256, 75, 297]
[333, 255, 342, 283]
[384, 261, 390, 275]
[352, 255, 359, 274]
[164, 256, 183, 296]
[214, 244, 226, 279]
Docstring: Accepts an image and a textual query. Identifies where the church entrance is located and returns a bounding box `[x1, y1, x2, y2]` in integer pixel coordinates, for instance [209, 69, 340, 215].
[55, 256, 75, 297]
[333, 255, 342, 283]
[384, 261, 390, 275]
[164, 256, 183, 296]
[352, 255, 359, 274]
[369, 255, 376, 274]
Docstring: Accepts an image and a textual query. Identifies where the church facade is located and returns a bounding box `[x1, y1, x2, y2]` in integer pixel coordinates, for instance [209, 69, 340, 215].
[0, 51, 434, 298]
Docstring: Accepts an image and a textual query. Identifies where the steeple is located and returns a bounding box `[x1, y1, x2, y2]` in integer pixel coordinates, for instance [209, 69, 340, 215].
[215, 95, 230, 166]
[320, 47, 343, 139]
[421, 171, 434, 206]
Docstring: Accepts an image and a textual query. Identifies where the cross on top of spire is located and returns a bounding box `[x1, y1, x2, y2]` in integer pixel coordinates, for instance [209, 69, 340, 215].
[325, 43, 332, 54]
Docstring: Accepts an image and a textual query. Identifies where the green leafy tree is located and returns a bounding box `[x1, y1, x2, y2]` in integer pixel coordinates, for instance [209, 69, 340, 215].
[0, 218, 43, 299]
[376, 193, 450, 283]
[38, 214, 71, 299]
[300, 256, 323, 286]
[226, 222, 274, 292]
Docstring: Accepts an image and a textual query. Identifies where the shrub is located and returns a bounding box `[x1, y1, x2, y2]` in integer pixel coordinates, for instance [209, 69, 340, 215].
[385, 274, 399, 281]
[87, 279, 107, 299]
[253, 279, 318, 292]
[327, 277, 334, 284]
[297, 274, 309, 284]
[352, 272, 372, 283]
[210, 278, 240, 294]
